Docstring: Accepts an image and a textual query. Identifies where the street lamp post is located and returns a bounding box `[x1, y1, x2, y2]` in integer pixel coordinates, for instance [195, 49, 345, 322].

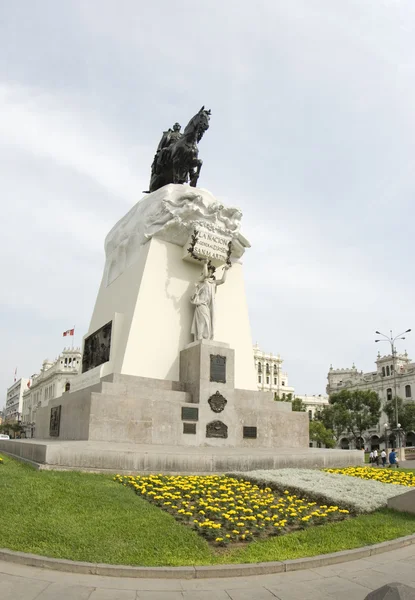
[375, 329, 411, 460]
[384, 423, 388, 455]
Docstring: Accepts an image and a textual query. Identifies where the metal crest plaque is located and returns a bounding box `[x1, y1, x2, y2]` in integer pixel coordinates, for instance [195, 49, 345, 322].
[206, 420, 228, 439]
[210, 354, 226, 383]
[183, 423, 196, 434]
[49, 405, 61, 437]
[243, 426, 257, 439]
[208, 391, 227, 413]
[82, 321, 112, 373]
[181, 406, 199, 421]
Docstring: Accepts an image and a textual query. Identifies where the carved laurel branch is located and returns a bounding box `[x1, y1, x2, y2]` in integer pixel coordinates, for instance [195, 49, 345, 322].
[187, 228, 203, 262]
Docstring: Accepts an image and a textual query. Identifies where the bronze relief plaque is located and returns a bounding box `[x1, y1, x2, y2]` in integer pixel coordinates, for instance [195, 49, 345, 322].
[206, 420, 228, 439]
[82, 321, 112, 373]
[210, 354, 226, 383]
[208, 391, 227, 413]
[49, 405, 61, 437]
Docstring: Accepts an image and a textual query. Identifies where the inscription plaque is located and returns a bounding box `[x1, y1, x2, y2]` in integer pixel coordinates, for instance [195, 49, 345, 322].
[243, 426, 257, 439]
[206, 420, 228, 439]
[49, 405, 61, 437]
[208, 391, 227, 413]
[181, 406, 199, 421]
[210, 354, 226, 383]
[82, 321, 112, 373]
[183, 423, 196, 434]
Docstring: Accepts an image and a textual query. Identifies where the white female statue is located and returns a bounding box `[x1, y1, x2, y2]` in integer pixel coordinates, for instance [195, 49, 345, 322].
[190, 259, 230, 341]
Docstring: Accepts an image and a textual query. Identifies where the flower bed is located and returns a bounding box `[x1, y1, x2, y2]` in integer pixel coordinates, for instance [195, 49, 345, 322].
[114, 474, 349, 546]
[228, 469, 411, 514]
[325, 466, 415, 487]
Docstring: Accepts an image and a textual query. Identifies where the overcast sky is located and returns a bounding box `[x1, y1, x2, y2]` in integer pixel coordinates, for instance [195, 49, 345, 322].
[1, 0, 414, 408]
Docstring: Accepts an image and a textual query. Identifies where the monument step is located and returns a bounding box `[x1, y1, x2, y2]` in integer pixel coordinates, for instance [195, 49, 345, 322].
[103, 373, 186, 392]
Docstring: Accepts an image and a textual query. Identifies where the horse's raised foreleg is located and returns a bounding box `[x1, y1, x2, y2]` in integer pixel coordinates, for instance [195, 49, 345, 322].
[189, 159, 203, 187]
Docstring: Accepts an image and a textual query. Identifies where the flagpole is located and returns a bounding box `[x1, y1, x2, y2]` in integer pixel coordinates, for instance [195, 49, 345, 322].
[72, 326, 75, 350]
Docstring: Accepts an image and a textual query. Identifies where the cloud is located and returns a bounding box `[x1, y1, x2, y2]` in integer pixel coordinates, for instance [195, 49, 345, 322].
[1, 0, 415, 406]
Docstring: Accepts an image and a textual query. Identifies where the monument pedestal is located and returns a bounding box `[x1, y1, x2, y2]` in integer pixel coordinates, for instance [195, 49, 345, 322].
[31, 183, 312, 467]
[35, 339, 309, 450]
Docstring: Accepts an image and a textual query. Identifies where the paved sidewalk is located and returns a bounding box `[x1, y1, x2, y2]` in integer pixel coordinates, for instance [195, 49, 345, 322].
[2, 545, 415, 600]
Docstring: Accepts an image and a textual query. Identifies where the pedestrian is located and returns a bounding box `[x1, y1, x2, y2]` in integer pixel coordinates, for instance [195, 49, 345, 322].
[369, 450, 374, 464]
[388, 448, 399, 468]
[373, 449, 379, 466]
[381, 449, 387, 467]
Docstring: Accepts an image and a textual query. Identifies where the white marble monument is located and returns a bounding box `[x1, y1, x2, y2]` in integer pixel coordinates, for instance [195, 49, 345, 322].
[78, 184, 257, 391]
[30, 181, 311, 466]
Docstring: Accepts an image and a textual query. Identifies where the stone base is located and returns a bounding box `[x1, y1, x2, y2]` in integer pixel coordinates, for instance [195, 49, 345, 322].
[34, 340, 310, 449]
[388, 488, 415, 515]
[0, 439, 363, 473]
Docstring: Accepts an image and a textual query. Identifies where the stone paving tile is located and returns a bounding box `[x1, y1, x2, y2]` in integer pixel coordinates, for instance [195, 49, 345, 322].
[35, 582, 95, 599]
[182, 591, 230, 600]
[304, 575, 372, 597]
[0, 574, 51, 600]
[338, 569, 415, 591]
[370, 560, 415, 579]
[89, 588, 137, 599]
[264, 581, 332, 600]
[365, 546, 415, 564]
[226, 587, 279, 600]
[310, 558, 376, 577]
[180, 577, 261, 591]
[136, 593, 184, 600]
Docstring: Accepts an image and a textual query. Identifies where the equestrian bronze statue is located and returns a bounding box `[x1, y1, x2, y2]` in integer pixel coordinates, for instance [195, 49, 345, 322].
[147, 107, 211, 193]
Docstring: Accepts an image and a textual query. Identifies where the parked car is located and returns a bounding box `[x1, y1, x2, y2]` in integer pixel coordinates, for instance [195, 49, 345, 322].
[0, 434, 10, 440]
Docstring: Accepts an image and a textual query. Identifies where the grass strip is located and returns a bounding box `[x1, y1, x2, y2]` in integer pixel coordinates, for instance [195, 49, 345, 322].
[1, 453, 415, 566]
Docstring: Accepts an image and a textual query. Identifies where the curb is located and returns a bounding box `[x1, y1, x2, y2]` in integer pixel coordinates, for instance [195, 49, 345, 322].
[1, 534, 415, 579]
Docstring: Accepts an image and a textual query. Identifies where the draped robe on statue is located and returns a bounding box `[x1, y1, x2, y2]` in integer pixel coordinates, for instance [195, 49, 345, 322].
[190, 277, 216, 340]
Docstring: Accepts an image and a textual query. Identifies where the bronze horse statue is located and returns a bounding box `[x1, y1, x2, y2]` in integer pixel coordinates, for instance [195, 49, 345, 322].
[147, 107, 211, 193]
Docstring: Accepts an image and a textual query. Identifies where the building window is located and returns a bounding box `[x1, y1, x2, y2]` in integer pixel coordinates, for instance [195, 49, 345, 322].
[387, 388, 392, 401]
[266, 376, 270, 384]
[382, 367, 385, 377]
[386, 366, 390, 376]
[281, 381, 285, 386]
[391, 364, 394, 373]
[65, 382, 71, 392]
[266, 363, 270, 375]
[257, 363, 262, 373]
[406, 385, 412, 398]
[258, 375, 262, 383]
[308, 410, 312, 421]
[274, 378, 277, 385]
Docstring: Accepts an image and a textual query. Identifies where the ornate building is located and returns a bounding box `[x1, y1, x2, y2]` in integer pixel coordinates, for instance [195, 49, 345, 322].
[253, 344, 295, 398]
[327, 352, 415, 449]
[22, 347, 82, 437]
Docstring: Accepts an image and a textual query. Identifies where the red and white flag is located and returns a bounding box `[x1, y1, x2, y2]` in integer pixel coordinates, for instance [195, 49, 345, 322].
[63, 329, 75, 337]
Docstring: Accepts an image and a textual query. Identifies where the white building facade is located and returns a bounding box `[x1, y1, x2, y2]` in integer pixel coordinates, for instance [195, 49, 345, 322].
[327, 352, 415, 449]
[5, 378, 29, 423]
[22, 347, 82, 437]
[253, 344, 295, 398]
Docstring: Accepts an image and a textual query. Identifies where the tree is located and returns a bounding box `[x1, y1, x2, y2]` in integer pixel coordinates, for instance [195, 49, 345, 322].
[291, 397, 306, 412]
[384, 397, 415, 431]
[309, 421, 335, 448]
[329, 389, 381, 448]
[315, 404, 350, 441]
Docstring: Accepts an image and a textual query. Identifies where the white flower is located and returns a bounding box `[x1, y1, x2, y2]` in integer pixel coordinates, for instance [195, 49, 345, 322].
[227, 469, 409, 513]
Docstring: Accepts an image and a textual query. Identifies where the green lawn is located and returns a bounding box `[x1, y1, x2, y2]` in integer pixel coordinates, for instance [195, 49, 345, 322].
[1, 453, 415, 566]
